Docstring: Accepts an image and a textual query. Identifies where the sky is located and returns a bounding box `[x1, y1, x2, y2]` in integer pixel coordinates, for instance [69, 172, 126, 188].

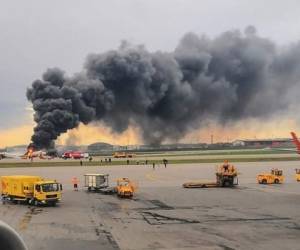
[1, 0, 300, 147]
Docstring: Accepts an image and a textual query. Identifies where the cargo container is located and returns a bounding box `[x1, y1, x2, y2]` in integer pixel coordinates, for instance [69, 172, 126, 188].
[84, 174, 109, 191]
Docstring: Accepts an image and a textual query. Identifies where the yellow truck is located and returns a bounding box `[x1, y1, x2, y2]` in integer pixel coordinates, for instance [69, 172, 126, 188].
[257, 169, 284, 184]
[1, 175, 62, 206]
[295, 169, 300, 182]
[115, 178, 136, 198]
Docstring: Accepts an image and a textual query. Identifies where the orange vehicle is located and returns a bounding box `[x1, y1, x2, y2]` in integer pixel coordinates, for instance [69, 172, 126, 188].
[112, 152, 136, 158]
[183, 161, 238, 188]
[257, 168, 284, 184]
[115, 178, 136, 198]
[215, 160, 238, 187]
[295, 169, 300, 182]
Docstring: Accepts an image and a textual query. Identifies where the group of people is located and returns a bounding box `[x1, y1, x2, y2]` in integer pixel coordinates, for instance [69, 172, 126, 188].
[124, 159, 169, 169]
[79, 157, 112, 166]
[152, 159, 168, 170]
[78, 157, 169, 168]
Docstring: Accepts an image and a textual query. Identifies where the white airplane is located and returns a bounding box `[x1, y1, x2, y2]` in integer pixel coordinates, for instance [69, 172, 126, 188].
[0, 151, 23, 159]
[0, 147, 47, 160]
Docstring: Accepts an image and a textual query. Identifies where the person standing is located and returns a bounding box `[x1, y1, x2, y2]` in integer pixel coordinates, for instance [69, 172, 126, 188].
[72, 177, 79, 191]
[152, 162, 155, 170]
[163, 159, 168, 168]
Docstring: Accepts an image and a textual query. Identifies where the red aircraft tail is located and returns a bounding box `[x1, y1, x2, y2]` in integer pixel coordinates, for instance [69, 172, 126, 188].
[291, 132, 300, 154]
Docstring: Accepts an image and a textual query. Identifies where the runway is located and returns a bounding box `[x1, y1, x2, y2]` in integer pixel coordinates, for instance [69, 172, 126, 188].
[0, 161, 300, 249]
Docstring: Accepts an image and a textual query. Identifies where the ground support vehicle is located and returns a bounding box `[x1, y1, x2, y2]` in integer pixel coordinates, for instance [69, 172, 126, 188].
[257, 169, 284, 184]
[216, 164, 238, 187]
[84, 174, 109, 191]
[1, 175, 62, 206]
[84, 175, 136, 197]
[115, 178, 136, 198]
[183, 162, 238, 188]
[112, 152, 136, 158]
[295, 169, 300, 182]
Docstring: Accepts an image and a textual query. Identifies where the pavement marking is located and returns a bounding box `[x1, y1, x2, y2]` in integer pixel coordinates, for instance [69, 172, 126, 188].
[246, 185, 300, 195]
[145, 172, 157, 181]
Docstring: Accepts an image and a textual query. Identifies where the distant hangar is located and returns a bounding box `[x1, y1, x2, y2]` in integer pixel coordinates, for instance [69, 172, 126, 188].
[232, 138, 293, 148]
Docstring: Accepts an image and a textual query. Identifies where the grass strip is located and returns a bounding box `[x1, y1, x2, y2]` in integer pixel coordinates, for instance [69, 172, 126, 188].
[0, 156, 299, 168]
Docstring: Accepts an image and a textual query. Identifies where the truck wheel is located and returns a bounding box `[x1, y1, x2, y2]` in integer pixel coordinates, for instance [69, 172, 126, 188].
[262, 179, 267, 184]
[274, 179, 279, 184]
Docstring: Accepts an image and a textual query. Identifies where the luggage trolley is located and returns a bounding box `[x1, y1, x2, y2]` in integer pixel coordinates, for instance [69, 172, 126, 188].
[84, 174, 109, 191]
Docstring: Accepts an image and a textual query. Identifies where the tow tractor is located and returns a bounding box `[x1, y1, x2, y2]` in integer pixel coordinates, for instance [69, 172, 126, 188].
[295, 169, 300, 182]
[183, 161, 238, 188]
[84, 174, 136, 198]
[257, 168, 284, 184]
[115, 178, 136, 198]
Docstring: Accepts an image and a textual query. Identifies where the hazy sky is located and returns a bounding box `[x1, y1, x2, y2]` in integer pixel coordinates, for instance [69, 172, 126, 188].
[1, 0, 300, 130]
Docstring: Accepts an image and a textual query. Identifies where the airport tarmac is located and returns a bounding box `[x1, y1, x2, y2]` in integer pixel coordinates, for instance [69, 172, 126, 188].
[0, 161, 300, 250]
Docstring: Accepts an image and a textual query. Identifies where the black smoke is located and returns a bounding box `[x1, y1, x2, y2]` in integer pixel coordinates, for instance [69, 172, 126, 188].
[27, 27, 300, 149]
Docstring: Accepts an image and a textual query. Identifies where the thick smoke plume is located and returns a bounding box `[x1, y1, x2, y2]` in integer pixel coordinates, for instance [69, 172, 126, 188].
[27, 26, 300, 149]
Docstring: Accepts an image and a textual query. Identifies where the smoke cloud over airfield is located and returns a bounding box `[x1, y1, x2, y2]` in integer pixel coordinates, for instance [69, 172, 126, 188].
[27, 26, 300, 149]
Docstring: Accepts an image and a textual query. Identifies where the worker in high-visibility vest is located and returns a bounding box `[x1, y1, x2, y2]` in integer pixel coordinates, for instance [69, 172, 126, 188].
[72, 177, 79, 191]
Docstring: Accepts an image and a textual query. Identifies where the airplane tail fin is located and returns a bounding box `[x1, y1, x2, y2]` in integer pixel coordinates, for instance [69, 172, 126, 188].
[291, 132, 300, 154]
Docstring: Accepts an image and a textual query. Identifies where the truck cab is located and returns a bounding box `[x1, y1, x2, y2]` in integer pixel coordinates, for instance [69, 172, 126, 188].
[32, 181, 62, 206]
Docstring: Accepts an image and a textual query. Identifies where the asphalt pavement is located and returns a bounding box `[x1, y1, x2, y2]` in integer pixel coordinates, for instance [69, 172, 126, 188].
[0, 161, 300, 250]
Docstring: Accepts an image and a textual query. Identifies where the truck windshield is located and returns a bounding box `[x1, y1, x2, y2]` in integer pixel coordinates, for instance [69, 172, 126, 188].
[42, 183, 59, 192]
[119, 181, 129, 186]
